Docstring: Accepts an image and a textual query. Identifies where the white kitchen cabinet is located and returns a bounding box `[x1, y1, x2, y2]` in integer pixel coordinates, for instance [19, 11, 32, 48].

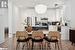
[61, 26, 69, 40]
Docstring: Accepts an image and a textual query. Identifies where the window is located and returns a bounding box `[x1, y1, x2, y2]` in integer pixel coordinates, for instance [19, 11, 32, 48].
[0, 0, 8, 8]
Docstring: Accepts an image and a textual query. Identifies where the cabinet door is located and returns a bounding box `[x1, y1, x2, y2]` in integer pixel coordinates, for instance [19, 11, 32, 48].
[61, 26, 69, 40]
[69, 30, 75, 43]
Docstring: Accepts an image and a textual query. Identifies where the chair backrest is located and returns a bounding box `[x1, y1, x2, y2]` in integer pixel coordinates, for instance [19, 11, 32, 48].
[48, 31, 60, 39]
[32, 30, 44, 39]
[26, 26, 32, 32]
[16, 31, 28, 38]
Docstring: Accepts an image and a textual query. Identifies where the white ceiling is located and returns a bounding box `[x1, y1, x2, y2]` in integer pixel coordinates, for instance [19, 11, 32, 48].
[12, 0, 64, 8]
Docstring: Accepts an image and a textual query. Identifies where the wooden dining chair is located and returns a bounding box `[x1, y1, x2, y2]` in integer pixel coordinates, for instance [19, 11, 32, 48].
[26, 26, 32, 32]
[16, 31, 29, 50]
[46, 31, 62, 50]
[32, 30, 44, 50]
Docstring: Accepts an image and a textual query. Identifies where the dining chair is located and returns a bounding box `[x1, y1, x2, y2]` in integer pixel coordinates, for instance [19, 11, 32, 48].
[46, 31, 62, 50]
[16, 31, 29, 50]
[32, 30, 44, 50]
[26, 26, 32, 32]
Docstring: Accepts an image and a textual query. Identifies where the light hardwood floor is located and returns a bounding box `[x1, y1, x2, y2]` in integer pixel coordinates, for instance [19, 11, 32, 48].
[0, 34, 75, 50]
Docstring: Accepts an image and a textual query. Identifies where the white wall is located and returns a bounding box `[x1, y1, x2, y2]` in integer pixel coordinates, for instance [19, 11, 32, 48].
[21, 9, 59, 21]
[8, 0, 13, 34]
[70, 0, 75, 28]
[8, 0, 21, 34]
[0, 8, 8, 43]
[12, 5, 20, 33]
[62, 0, 75, 28]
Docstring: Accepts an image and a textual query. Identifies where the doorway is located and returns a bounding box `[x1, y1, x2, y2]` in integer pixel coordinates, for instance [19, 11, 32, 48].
[4, 27, 9, 38]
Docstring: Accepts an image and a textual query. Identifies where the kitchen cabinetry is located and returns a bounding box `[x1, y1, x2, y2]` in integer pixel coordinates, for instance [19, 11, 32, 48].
[69, 29, 75, 44]
[61, 26, 69, 40]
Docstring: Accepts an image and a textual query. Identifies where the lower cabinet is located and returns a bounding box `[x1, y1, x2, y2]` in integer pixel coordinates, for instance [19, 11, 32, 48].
[69, 29, 75, 44]
[61, 26, 69, 40]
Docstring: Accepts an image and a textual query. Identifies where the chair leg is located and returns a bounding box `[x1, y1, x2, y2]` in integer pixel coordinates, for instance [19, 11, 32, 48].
[39, 43, 41, 50]
[41, 43, 42, 50]
[57, 42, 59, 50]
[27, 42, 29, 50]
[39, 42, 43, 50]
[32, 42, 34, 50]
[47, 42, 51, 50]
[27, 42, 30, 50]
[22, 42, 28, 50]
[58, 40, 62, 50]
[16, 42, 19, 50]
[22, 44, 25, 50]
[59, 39, 62, 50]
[45, 42, 48, 50]
[28, 40, 32, 50]
[42, 42, 43, 50]
[29, 42, 32, 50]
[60, 41, 62, 50]
[55, 42, 57, 50]
[55, 42, 60, 50]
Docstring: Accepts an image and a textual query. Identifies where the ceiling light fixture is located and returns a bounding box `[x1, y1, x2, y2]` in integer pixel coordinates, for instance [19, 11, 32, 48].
[35, 4, 47, 14]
